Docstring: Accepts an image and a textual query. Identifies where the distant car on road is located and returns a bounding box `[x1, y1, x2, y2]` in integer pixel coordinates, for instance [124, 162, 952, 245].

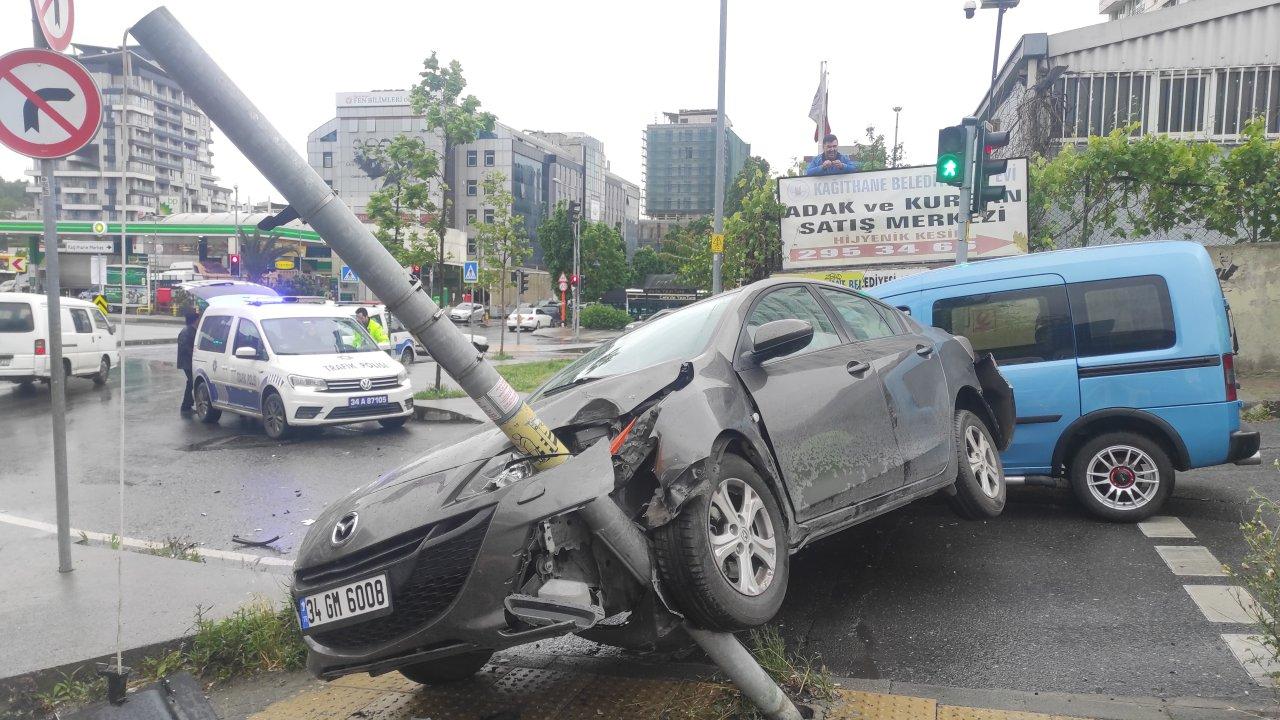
[873, 240, 1260, 522]
[0, 292, 118, 387]
[449, 302, 486, 325]
[189, 300, 413, 439]
[507, 305, 555, 332]
[292, 277, 1014, 685]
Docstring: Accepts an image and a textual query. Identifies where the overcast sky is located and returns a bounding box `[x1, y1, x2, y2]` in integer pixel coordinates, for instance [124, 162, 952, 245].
[1, 0, 1104, 205]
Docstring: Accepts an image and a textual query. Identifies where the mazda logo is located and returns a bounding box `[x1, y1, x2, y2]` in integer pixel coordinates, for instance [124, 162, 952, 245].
[331, 512, 358, 545]
[359, 378, 372, 391]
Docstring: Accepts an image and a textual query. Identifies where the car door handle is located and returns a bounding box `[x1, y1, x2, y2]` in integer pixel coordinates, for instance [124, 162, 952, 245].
[915, 344, 934, 358]
[846, 360, 870, 376]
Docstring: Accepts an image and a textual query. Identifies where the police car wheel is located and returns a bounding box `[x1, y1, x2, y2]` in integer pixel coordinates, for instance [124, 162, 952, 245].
[262, 392, 290, 439]
[400, 347, 415, 365]
[194, 382, 221, 424]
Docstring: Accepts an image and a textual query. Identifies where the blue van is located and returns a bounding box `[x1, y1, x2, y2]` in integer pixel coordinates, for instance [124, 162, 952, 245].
[870, 241, 1260, 521]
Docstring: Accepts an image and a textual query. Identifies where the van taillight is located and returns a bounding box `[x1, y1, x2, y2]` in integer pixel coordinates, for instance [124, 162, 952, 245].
[1223, 353, 1238, 402]
[34, 339, 46, 356]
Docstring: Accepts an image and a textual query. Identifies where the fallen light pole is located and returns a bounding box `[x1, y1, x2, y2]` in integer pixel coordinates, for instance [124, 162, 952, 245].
[128, 9, 800, 719]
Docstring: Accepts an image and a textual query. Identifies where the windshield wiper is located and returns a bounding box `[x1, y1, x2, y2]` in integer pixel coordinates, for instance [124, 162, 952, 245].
[540, 375, 606, 397]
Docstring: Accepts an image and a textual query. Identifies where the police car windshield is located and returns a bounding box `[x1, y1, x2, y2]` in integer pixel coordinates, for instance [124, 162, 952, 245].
[262, 316, 380, 355]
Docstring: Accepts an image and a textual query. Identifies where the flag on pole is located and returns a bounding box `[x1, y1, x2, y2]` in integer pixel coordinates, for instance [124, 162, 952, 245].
[809, 62, 831, 142]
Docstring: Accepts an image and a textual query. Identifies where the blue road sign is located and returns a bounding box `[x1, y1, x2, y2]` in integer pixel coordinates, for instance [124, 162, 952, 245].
[340, 265, 359, 283]
[463, 261, 479, 284]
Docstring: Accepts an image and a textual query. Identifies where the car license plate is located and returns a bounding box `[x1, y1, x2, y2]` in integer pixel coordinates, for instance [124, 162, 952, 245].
[348, 394, 388, 407]
[296, 574, 391, 632]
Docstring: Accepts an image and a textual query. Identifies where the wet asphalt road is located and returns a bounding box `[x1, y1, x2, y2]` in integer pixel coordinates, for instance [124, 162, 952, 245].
[2, 348, 1277, 700]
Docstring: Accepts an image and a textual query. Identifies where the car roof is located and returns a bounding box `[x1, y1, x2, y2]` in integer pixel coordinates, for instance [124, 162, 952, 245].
[201, 301, 367, 320]
[869, 240, 1212, 298]
[0, 291, 96, 308]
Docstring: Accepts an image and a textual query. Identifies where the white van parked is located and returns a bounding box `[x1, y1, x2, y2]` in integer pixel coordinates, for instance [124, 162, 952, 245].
[0, 292, 119, 386]
[190, 300, 414, 438]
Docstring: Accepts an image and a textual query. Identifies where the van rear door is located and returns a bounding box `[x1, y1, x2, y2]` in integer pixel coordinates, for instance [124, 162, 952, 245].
[924, 274, 1079, 476]
[0, 299, 38, 375]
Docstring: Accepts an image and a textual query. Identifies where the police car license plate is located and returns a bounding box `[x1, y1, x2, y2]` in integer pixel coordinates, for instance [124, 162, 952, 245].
[348, 395, 388, 407]
[297, 574, 391, 632]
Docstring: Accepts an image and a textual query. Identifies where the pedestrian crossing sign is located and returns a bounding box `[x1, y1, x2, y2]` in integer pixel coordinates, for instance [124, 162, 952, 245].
[463, 261, 479, 284]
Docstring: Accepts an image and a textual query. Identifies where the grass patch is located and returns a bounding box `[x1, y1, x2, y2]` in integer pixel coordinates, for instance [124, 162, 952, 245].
[1232, 480, 1280, 683]
[414, 387, 467, 400]
[1243, 403, 1277, 423]
[145, 537, 204, 563]
[706, 626, 835, 719]
[492, 351, 515, 361]
[496, 359, 574, 392]
[34, 598, 307, 714]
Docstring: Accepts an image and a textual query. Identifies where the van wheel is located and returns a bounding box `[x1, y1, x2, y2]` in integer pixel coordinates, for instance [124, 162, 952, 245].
[949, 409, 1007, 519]
[262, 391, 291, 440]
[93, 357, 110, 386]
[400, 347, 415, 366]
[63, 359, 72, 379]
[194, 382, 221, 424]
[653, 454, 789, 631]
[1069, 432, 1173, 522]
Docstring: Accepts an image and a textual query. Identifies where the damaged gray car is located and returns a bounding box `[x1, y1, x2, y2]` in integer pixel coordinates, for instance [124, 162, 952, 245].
[291, 277, 1015, 684]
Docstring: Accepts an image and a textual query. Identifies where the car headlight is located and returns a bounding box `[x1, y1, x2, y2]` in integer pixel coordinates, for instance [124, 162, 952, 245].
[396, 367, 409, 384]
[486, 459, 533, 492]
[289, 374, 327, 390]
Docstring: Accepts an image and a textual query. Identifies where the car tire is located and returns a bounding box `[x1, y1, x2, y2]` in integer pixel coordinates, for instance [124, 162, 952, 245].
[653, 454, 789, 631]
[262, 391, 291, 440]
[379, 417, 408, 430]
[949, 409, 1007, 520]
[400, 347, 415, 366]
[1069, 431, 1173, 522]
[93, 357, 110, 386]
[399, 650, 493, 685]
[193, 381, 221, 424]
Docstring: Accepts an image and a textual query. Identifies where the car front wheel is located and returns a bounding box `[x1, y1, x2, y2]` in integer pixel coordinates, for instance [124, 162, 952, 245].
[262, 391, 291, 440]
[194, 382, 221, 424]
[949, 409, 1007, 519]
[399, 650, 493, 685]
[653, 454, 789, 631]
[1070, 432, 1173, 522]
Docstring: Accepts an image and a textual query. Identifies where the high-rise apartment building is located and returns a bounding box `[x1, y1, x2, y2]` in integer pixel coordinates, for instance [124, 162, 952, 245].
[26, 45, 230, 221]
[643, 109, 749, 219]
[1100, 0, 1198, 20]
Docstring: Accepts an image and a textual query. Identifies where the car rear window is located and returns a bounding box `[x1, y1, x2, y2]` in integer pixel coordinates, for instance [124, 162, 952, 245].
[932, 285, 1073, 365]
[0, 302, 34, 333]
[1068, 275, 1175, 357]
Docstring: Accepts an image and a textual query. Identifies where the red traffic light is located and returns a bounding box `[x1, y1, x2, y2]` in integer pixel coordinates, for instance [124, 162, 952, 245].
[570, 274, 579, 285]
[229, 254, 240, 263]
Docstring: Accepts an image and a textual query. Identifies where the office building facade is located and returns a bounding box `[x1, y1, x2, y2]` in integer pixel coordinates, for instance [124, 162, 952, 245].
[643, 109, 750, 219]
[25, 45, 230, 222]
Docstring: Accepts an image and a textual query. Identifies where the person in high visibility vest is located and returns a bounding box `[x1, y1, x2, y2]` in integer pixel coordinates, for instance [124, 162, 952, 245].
[354, 307, 388, 346]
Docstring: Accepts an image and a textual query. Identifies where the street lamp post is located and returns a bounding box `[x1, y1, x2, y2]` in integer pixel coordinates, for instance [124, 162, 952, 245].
[891, 106, 902, 168]
[710, 0, 728, 295]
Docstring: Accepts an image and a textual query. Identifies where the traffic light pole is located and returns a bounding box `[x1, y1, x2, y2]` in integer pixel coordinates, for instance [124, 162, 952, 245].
[710, 0, 727, 295]
[955, 118, 978, 265]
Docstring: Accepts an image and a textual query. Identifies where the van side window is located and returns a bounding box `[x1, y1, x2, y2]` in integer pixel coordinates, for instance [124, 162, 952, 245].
[69, 308, 93, 334]
[0, 302, 34, 333]
[387, 314, 406, 333]
[198, 315, 234, 353]
[1068, 275, 1175, 357]
[933, 285, 1073, 365]
[233, 319, 265, 358]
[92, 309, 113, 333]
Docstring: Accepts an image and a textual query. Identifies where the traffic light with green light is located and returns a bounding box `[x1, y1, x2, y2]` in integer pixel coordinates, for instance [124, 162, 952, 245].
[972, 122, 1012, 214]
[936, 125, 966, 187]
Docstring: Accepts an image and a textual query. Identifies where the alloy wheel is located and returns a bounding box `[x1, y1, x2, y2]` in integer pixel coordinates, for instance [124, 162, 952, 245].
[194, 385, 210, 418]
[707, 477, 777, 597]
[965, 425, 1001, 499]
[264, 395, 286, 438]
[1086, 444, 1159, 510]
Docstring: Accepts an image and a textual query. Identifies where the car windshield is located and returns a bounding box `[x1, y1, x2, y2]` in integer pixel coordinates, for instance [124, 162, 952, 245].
[529, 291, 738, 401]
[261, 316, 381, 355]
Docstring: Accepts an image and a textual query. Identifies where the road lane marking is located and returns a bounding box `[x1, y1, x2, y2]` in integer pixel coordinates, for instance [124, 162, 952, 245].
[1154, 545, 1227, 576]
[1222, 634, 1280, 686]
[1184, 585, 1271, 624]
[1137, 516, 1195, 539]
[0, 511, 292, 568]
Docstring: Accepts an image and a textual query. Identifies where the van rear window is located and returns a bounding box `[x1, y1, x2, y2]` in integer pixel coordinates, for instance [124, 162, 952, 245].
[0, 302, 34, 333]
[1068, 276, 1175, 357]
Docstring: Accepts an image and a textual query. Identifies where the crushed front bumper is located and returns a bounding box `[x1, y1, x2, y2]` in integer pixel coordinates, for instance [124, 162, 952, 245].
[294, 442, 615, 680]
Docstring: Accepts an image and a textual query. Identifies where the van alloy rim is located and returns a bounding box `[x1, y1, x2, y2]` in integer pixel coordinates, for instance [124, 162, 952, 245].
[1086, 445, 1159, 510]
[708, 477, 776, 597]
[965, 424, 1001, 498]
[264, 396, 286, 436]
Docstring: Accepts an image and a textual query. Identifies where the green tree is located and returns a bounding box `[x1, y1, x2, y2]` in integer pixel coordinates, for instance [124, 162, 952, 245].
[0, 177, 27, 218]
[628, 245, 669, 287]
[658, 217, 729, 292]
[848, 125, 890, 170]
[1206, 118, 1280, 243]
[362, 135, 441, 269]
[536, 204, 574, 283]
[725, 156, 771, 217]
[237, 231, 289, 281]
[578, 221, 629, 301]
[410, 51, 496, 389]
[728, 167, 785, 285]
[473, 173, 530, 354]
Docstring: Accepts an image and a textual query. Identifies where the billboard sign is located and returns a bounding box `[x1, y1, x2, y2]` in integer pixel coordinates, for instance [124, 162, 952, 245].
[336, 90, 410, 108]
[781, 265, 932, 292]
[777, 159, 1028, 270]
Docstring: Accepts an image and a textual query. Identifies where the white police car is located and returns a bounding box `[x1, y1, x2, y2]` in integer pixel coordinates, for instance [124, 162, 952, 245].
[190, 300, 413, 439]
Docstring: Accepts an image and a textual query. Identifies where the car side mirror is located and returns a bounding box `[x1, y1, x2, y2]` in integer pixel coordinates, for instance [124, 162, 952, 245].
[747, 319, 814, 364]
[234, 346, 258, 359]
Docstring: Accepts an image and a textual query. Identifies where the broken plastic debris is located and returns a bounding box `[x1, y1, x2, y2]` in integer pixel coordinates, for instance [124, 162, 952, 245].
[301, 519, 315, 526]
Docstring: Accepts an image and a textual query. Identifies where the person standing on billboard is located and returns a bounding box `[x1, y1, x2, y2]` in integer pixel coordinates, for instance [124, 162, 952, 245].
[806, 134, 860, 176]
